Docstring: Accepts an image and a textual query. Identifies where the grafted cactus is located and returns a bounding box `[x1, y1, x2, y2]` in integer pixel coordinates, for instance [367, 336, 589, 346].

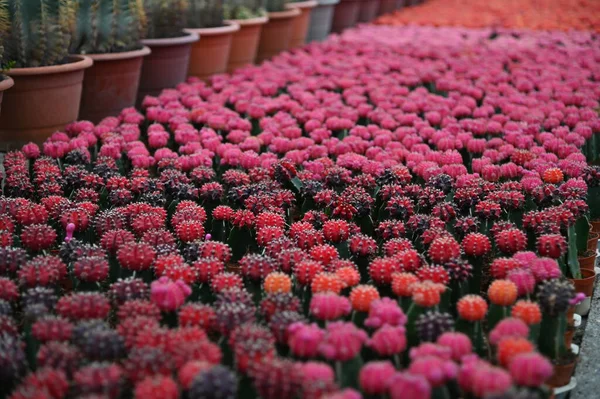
[264, 0, 287, 12]
[187, 0, 223, 28]
[223, 0, 265, 19]
[71, 0, 146, 54]
[144, 0, 189, 39]
[4, 0, 77, 68]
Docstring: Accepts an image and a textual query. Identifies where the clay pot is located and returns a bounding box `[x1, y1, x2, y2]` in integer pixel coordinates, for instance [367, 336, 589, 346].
[137, 32, 199, 105]
[79, 47, 150, 123]
[0, 76, 14, 117]
[186, 22, 240, 80]
[289, 1, 318, 48]
[256, 8, 302, 64]
[358, 0, 381, 22]
[331, 0, 361, 33]
[588, 231, 599, 251]
[226, 17, 268, 73]
[0, 56, 93, 148]
[307, 0, 340, 42]
[569, 268, 596, 297]
[579, 250, 597, 272]
[547, 361, 576, 388]
[377, 0, 403, 16]
[591, 220, 600, 233]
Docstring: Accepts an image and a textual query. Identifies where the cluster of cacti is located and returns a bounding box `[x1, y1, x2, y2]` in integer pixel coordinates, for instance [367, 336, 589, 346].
[223, 0, 265, 20]
[186, 0, 224, 29]
[71, 0, 146, 54]
[264, 0, 288, 12]
[143, 0, 189, 39]
[3, 0, 76, 68]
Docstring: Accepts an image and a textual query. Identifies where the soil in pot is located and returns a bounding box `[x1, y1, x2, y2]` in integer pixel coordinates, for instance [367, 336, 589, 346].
[0, 76, 14, 120]
[307, 0, 340, 42]
[137, 32, 199, 106]
[187, 22, 240, 80]
[226, 17, 268, 73]
[588, 231, 599, 252]
[578, 250, 597, 272]
[256, 8, 302, 64]
[547, 353, 577, 388]
[79, 47, 151, 124]
[331, 0, 361, 33]
[358, 0, 381, 22]
[289, 1, 318, 48]
[0, 56, 93, 148]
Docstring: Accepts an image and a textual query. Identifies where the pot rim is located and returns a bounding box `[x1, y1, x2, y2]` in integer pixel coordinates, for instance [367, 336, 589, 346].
[570, 268, 596, 282]
[5, 55, 93, 77]
[225, 16, 269, 26]
[142, 31, 199, 47]
[0, 75, 14, 91]
[185, 21, 240, 36]
[267, 8, 302, 19]
[316, 0, 341, 5]
[287, 0, 319, 9]
[82, 46, 152, 62]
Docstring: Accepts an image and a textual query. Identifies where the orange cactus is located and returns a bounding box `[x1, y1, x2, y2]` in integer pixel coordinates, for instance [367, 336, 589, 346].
[497, 336, 535, 367]
[391, 272, 419, 297]
[411, 281, 445, 308]
[349, 285, 380, 312]
[311, 272, 345, 295]
[488, 280, 518, 306]
[457, 295, 488, 322]
[335, 266, 361, 288]
[263, 272, 292, 294]
[511, 300, 542, 326]
[542, 168, 564, 184]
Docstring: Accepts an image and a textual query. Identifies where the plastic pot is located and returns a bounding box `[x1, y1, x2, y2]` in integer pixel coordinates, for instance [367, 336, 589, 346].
[256, 8, 302, 63]
[578, 251, 597, 272]
[79, 47, 150, 123]
[307, 0, 340, 42]
[289, 1, 318, 48]
[0, 56, 93, 147]
[548, 361, 577, 388]
[569, 268, 596, 315]
[358, 0, 381, 22]
[591, 220, 600, 233]
[186, 22, 240, 80]
[331, 0, 361, 33]
[226, 17, 268, 72]
[137, 31, 199, 105]
[0, 76, 14, 120]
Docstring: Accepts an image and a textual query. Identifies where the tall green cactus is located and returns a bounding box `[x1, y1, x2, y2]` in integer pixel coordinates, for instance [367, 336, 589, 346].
[4, 0, 76, 68]
[264, 0, 287, 12]
[223, 0, 265, 19]
[71, 0, 146, 54]
[187, 0, 223, 28]
[143, 0, 189, 39]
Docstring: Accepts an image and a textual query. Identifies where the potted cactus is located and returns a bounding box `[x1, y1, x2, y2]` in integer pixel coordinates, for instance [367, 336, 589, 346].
[256, 0, 301, 63]
[306, 0, 340, 42]
[185, 0, 240, 80]
[0, 0, 93, 148]
[0, 1, 14, 118]
[288, 0, 318, 48]
[331, 0, 360, 33]
[358, 0, 380, 23]
[137, 0, 199, 104]
[71, 0, 150, 123]
[224, 0, 268, 72]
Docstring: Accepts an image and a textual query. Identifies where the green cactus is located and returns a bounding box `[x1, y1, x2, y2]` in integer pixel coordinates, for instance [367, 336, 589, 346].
[71, 0, 146, 54]
[0, 0, 8, 68]
[143, 0, 189, 39]
[186, 0, 223, 28]
[264, 0, 288, 12]
[223, 0, 265, 19]
[3, 0, 76, 68]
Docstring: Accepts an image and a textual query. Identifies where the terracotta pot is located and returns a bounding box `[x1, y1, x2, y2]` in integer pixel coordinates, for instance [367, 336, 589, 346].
[569, 268, 596, 297]
[589, 231, 600, 251]
[307, 0, 340, 42]
[377, 0, 403, 16]
[547, 361, 576, 388]
[288, 1, 318, 48]
[358, 0, 381, 22]
[591, 220, 600, 233]
[79, 47, 150, 123]
[186, 22, 240, 80]
[579, 251, 597, 272]
[225, 17, 268, 73]
[0, 76, 14, 117]
[256, 8, 302, 64]
[564, 328, 574, 347]
[331, 0, 361, 33]
[0, 56, 93, 148]
[137, 32, 199, 105]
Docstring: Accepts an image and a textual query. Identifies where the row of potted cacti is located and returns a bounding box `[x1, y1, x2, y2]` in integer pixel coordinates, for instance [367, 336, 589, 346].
[0, 0, 414, 150]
